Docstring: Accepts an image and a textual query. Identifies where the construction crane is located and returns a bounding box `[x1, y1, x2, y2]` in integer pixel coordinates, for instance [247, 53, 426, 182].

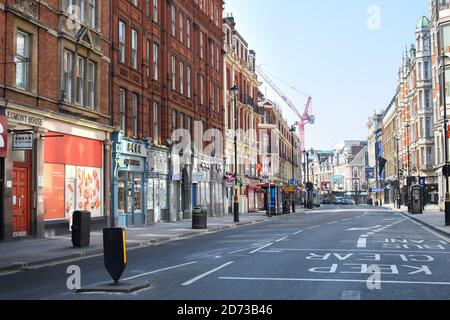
[255, 65, 314, 153]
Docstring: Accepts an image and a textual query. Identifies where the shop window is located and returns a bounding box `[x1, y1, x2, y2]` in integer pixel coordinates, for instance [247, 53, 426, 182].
[118, 172, 126, 213]
[159, 179, 167, 209]
[134, 174, 142, 214]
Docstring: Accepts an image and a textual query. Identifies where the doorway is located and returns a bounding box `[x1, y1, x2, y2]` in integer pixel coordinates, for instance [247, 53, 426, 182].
[12, 165, 29, 237]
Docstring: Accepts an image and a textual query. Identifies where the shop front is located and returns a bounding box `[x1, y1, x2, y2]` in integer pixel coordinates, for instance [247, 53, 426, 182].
[1, 105, 112, 240]
[246, 178, 260, 213]
[112, 133, 148, 227]
[147, 147, 169, 223]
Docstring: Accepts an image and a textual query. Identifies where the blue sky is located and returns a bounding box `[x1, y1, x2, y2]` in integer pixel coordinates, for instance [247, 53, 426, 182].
[224, 0, 429, 150]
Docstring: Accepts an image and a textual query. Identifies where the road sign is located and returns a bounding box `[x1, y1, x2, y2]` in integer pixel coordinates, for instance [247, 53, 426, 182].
[289, 178, 297, 186]
[365, 168, 375, 179]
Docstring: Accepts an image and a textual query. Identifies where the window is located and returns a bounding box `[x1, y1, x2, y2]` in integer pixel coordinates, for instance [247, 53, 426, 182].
[216, 46, 219, 70]
[87, 61, 95, 109]
[200, 75, 204, 105]
[211, 84, 215, 111]
[153, 103, 159, 144]
[187, 116, 192, 139]
[424, 61, 430, 79]
[172, 110, 177, 130]
[132, 93, 138, 137]
[186, 19, 191, 48]
[420, 117, 425, 138]
[215, 5, 219, 26]
[187, 66, 191, 98]
[171, 56, 176, 90]
[15, 31, 30, 89]
[426, 117, 432, 137]
[131, 29, 138, 69]
[216, 85, 220, 112]
[132, 0, 138, 6]
[120, 89, 126, 131]
[179, 13, 183, 43]
[179, 113, 184, 130]
[76, 56, 84, 105]
[200, 31, 204, 59]
[180, 61, 184, 95]
[146, 0, 150, 17]
[419, 90, 423, 109]
[146, 40, 150, 77]
[153, 0, 158, 22]
[211, 42, 215, 67]
[418, 62, 422, 80]
[89, 0, 96, 28]
[63, 50, 73, 102]
[210, 0, 214, 20]
[153, 43, 159, 80]
[171, 5, 176, 37]
[119, 21, 126, 63]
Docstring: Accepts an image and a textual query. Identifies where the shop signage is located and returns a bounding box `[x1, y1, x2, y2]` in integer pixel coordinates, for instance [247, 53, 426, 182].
[285, 186, 295, 193]
[172, 174, 181, 181]
[120, 139, 147, 157]
[0, 113, 7, 158]
[148, 171, 159, 179]
[6, 110, 44, 127]
[242, 178, 250, 186]
[13, 133, 33, 150]
[119, 156, 144, 172]
[192, 172, 206, 182]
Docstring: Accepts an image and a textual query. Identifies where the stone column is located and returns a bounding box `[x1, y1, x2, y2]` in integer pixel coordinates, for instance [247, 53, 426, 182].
[33, 127, 47, 238]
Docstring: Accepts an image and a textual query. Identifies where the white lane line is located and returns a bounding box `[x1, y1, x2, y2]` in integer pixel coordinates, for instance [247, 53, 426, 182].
[182, 262, 234, 286]
[123, 261, 198, 281]
[360, 235, 369, 238]
[341, 290, 361, 300]
[292, 230, 304, 235]
[219, 277, 450, 286]
[357, 238, 367, 248]
[275, 236, 288, 243]
[326, 221, 339, 225]
[250, 243, 274, 254]
[306, 225, 321, 230]
[267, 248, 450, 254]
[228, 243, 268, 254]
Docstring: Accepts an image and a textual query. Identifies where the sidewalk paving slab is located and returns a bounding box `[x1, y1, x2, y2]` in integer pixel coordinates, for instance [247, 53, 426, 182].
[0, 209, 304, 273]
[383, 204, 450, 238]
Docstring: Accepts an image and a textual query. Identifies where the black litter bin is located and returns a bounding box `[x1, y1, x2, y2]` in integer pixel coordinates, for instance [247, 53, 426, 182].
[201, 206, 208, 227]
[192, 207, 206, 229]
[282, 201, 290, 214]
[72, 211, 91, 247]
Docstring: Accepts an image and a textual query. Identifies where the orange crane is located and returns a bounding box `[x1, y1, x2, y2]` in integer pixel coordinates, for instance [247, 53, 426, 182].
[255, 65, 314, 153]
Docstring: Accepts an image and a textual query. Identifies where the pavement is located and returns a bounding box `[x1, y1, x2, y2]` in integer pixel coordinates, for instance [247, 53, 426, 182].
[382, 203, 450, 237]
[0, 209, 303, 273]
[2, 205, 450, 300]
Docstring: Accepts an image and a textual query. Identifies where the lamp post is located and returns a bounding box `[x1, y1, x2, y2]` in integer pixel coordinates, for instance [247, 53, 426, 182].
[290, 124, 297, 213]
[303, 150, 307, 208]
[405, 122, 411, 212]
[230, 84, 240, 222]
[396, 134, 401, 209]
[439, 54, 450, 225]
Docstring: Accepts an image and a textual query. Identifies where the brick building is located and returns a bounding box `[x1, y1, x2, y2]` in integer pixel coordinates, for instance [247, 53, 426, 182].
[0, 0, 113, 240]
[110, 0, 225, 227]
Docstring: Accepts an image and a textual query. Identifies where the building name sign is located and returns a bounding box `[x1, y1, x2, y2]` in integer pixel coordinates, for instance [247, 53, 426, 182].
[6, 110, 44, 127]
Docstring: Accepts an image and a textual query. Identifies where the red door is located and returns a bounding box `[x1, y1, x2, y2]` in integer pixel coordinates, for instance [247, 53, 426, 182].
[12, 166, 29, 237]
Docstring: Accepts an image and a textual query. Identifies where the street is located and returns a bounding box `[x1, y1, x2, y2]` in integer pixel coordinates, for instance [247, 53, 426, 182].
[0, 205, 449, 300]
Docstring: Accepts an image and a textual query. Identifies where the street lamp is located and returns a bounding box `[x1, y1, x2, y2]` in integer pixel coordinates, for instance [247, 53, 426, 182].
[230, 84, 240, 222]
[290, 124, 297, 213]
[405, 122, 411, 212]
[439, 54, 450, 225]
[395, 133, 401, 209]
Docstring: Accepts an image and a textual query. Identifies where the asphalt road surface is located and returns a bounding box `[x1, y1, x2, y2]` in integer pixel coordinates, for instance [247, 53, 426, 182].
[1, 205, 449, 300]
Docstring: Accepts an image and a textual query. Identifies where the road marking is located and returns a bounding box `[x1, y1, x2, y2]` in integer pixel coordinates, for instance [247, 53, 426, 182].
[250, 243, 274, 254]
[123, 261, 198, 281]
[218, 277, 450, 286]
[341, 290, 361, 300]
[306, 225, 321, 230]
[357, 238, 367, 248]
[292, 230, 304, 235]
[275, 236, 288, 243]
[360, 235, 369, 238]
[404, 217, 450, 243]
[326, 221, 339, 225]
[264, 248, 450, 254]
[182, 262, 234, 286]
[347, 225, 382, 231]
[228, 243, 268, 254]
